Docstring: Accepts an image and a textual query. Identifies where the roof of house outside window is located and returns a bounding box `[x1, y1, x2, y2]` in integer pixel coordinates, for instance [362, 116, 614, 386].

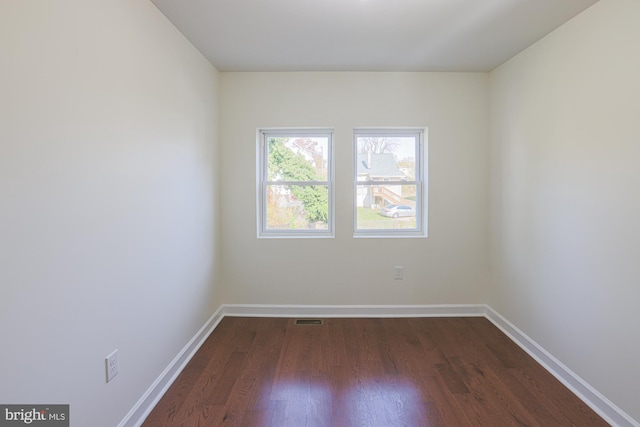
[357, 153, 404, 179]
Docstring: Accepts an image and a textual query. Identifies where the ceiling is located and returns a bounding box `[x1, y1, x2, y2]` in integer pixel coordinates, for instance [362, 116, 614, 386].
[151, 0, 599, 72]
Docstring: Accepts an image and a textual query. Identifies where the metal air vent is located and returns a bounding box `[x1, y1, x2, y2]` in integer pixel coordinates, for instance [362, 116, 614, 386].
[293, 319, 324, 325]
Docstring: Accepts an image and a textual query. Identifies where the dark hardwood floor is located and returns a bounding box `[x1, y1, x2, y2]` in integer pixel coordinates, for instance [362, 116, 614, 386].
[142, 317, 609, 426]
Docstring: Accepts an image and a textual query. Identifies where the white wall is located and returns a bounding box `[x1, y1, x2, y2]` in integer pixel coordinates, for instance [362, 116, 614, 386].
[220, 72, 490, 305]
[0, 1, 221, 426]
[490, 0, 640, 421]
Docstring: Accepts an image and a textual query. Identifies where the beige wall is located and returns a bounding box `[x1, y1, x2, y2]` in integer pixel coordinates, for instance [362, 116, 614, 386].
[490, 0, 640, 421]
[0, 1, 221, 426]
[220, 72, 490, 305]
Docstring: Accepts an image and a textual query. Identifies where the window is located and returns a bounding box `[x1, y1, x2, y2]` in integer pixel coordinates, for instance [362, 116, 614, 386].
[257, 129, 334, 238]
[354, 128, 427, 237]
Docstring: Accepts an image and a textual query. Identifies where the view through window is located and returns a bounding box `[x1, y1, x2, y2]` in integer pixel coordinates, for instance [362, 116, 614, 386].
[258, 129, 333, 237]
[354, 129, 426, 237]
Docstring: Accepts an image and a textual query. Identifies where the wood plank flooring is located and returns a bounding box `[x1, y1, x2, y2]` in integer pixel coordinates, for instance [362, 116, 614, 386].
[142, 317, 609, 426]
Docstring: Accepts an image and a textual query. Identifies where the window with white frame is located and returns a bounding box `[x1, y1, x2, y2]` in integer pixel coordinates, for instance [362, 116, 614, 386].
[257, 129, 334, 238]
[354, 128, 427, 237]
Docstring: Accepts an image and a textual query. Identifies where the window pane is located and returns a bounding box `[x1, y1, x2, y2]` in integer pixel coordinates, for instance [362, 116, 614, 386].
[266, 184, 329, 230]
[356, 136, 416, 181]
[356, 184, 418, 230]
[267, 136, 329, 181]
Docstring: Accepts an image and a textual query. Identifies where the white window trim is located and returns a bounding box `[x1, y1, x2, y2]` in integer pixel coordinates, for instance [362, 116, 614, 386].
[353, 127, 428, 238]
[257, 128, 335, 238]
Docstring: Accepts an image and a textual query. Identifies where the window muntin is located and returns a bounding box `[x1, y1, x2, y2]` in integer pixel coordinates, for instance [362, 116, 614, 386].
[258, 129, 334, 238]
[354, 129, 426, 237]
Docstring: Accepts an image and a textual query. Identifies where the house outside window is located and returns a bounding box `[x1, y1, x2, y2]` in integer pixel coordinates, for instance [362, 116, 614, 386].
[257, 129, 334, 238]
[354, 128, 427, 238]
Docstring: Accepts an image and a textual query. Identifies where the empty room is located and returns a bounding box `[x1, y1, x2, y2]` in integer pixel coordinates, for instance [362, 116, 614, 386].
[1, 0, 638, 426]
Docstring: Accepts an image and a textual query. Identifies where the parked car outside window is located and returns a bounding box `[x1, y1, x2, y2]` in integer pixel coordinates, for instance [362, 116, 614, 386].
[379, 204, 416, 218]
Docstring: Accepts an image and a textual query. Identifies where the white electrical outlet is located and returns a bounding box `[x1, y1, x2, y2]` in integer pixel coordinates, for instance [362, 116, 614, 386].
[394, 266, 404, 280]
[105, 350, 119, 383]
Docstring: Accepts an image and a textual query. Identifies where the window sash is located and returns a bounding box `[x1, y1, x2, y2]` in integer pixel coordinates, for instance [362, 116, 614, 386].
[264, 184, 329, 231]
[353, 128, 426, 238]
[258, 129, 334, 238]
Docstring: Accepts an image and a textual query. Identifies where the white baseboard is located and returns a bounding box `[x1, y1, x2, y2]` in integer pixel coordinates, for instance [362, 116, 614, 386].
[121, 303, 639, 427]
[221, 303, 487, 318]
[485, 306, 638, 427]
[118, 306, 225, 427]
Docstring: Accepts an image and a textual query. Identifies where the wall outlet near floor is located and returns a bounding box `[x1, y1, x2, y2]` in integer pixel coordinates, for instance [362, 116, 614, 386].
[394, 266, 404, 280]
[105, 349, 119, 383]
